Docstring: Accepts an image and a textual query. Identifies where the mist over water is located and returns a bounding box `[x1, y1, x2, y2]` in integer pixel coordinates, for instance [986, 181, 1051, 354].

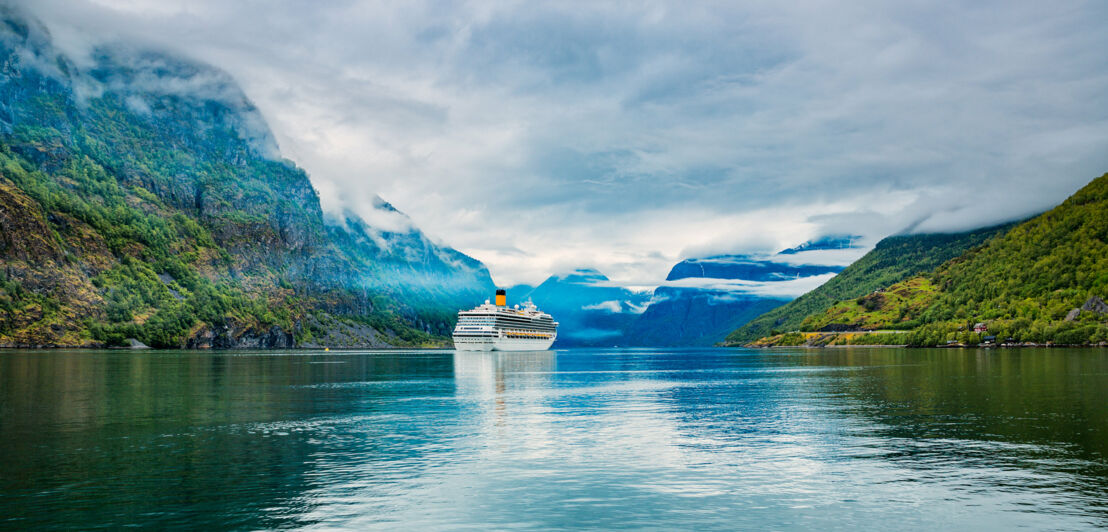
[1, 348, 1106, 529]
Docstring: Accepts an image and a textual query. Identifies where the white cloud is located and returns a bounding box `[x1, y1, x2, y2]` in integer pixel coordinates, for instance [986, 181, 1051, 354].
[662, 273, 840, 299]
[19, 0, 1108, 288]
[581, 300, 623, 313]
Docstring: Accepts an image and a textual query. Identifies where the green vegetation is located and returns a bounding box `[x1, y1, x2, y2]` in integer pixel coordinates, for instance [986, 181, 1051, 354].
[0, 17, 467, 348]
[838, 332, 910, 346]
[800, 277, 937, 332]
[724, 224, 1015, 345]
[746, 173, 1108, 347]
[748, 330, 911, 347]
[0, 134, 357, 347]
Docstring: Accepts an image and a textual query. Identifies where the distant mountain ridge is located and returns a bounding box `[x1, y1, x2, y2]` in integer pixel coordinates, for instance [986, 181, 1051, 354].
[778, 235, 860, 255]
[665, 255, 843, 282]
[514, 237, 861, 347]
[514, 248, 846, 347]
[508, 268, 649, 347]
[624, 287, 785, 347]
[0, 7, 492, 347]
[625, 241, 852, 346]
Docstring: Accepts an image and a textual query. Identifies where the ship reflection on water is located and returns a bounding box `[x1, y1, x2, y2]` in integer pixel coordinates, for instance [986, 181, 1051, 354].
[453, 351, 557, 428]
[1, 348, 1105, 529]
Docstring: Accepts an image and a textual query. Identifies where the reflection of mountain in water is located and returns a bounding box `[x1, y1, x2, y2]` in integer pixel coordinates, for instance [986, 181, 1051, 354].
[0, 350, 460, 529]
[788, 348, 1108, 459]
[2, 348, 1106, 529]
[656, 347, 1108, 519]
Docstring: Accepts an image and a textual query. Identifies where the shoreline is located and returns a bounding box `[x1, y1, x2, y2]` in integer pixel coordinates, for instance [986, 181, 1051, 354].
[4, 343, 1108, 351]
[0, 345, 456, 351]
[737, 343, 1108, 349]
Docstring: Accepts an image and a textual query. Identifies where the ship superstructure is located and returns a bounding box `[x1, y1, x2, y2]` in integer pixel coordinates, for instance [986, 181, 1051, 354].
[453, 289, 558, 351]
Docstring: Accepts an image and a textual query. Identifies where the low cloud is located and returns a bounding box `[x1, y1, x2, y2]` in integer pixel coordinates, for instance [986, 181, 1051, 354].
[662, 273, 840, 299]
[357, 197, 416, 235]
[581, 300, 623, 313]
[580, 299, 648, 314]
[769, 248, 871, 269]
[20, 0, 1108, 288]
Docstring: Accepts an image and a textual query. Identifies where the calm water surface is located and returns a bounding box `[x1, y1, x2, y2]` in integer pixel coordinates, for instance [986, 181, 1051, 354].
[1, 348, 1106, 530]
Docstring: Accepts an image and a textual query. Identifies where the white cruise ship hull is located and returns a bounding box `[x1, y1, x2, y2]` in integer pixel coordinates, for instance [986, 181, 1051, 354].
[453, 293, 558, 352]
[453, 335, 555, 351]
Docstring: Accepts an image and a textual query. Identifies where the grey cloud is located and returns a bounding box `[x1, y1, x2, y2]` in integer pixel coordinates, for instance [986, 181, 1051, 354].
[19, 0, 1108, 287]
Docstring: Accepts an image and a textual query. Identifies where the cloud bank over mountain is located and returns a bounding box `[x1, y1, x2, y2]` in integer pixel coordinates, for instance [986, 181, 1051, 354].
[21, 0, 1108, 286]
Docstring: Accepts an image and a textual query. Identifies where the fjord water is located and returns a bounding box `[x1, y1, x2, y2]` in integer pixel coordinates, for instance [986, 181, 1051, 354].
[1, 349, 1106, 530]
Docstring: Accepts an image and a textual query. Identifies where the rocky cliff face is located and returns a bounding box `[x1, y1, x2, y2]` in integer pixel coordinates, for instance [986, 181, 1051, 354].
[325, 202, 495, 337]
[0, 7, 493, 348]
[327, 202, 494, 298]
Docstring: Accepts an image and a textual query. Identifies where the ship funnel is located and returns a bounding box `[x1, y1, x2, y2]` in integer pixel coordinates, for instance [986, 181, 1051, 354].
[495, 289, 507, 307]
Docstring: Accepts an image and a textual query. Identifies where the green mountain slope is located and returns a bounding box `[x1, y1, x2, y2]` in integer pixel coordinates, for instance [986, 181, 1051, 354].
[769, 172, 1108, 346]
[0, 8, 491, 348]
[722, 223, 1016, 345]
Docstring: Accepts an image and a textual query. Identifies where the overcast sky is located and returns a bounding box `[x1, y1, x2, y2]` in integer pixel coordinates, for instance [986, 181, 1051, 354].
[23, 0, 1108, 288]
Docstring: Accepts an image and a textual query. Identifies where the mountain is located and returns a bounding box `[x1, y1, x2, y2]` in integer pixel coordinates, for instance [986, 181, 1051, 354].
[504, 283, 535, 303]
[514, 252, 840, 347]
[511, 269, 649, 347]
[744, 172, 1108, 348]
[625, 248, 849, 346]
[722, 223, 1017, 345]
[0, 7, 492, 348]
[771, 172, 1108, 346]
[624, 286, 786, 346]
[324, 201, 495, 330]
[664, 255, 843, 282]
[777, 235, 860, 255]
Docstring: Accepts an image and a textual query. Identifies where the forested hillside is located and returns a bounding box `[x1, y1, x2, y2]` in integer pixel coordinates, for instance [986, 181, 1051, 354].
[723, 224, 1015, 345]
[749, 173, 1108, 347]
[0, 8, 492, 348]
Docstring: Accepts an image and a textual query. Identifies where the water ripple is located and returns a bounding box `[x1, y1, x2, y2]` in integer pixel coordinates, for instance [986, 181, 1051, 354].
[0, 347, 1105, 529]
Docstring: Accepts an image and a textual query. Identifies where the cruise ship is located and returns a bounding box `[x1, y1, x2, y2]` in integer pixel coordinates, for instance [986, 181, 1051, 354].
[453, 289, 558, 351]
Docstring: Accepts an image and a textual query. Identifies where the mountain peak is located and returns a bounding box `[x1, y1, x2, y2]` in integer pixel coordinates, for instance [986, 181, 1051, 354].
[777, 235, 862, 255]
[665, 255, 842, 282]
[549, 268, 609, 284]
